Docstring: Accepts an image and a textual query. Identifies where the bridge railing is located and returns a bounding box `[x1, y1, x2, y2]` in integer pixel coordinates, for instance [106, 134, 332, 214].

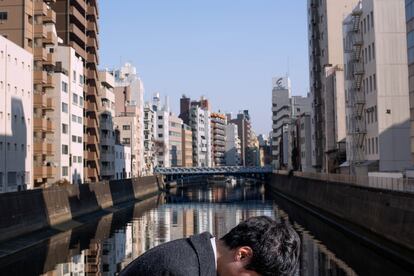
[276, 170, 414, 193]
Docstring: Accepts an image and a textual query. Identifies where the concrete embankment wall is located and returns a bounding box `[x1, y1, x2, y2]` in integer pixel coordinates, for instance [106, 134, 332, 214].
[0, 176, 162, 243]
[270, 174, 414, 251]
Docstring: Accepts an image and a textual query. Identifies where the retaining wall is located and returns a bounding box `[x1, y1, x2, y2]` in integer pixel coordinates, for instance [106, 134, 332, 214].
[0, 175, 162, 243]
[270, 174, 414, 251]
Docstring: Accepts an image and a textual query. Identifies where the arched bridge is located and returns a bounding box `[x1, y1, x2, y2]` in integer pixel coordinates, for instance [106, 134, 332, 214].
[155, 166, 273, 182]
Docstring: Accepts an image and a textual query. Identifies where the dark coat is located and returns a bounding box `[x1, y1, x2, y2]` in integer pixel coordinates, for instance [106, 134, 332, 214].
[120, 232, 216, 276]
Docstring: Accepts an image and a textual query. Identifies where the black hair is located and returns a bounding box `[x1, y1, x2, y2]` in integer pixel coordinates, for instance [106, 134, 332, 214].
[220, 216, 300, 276]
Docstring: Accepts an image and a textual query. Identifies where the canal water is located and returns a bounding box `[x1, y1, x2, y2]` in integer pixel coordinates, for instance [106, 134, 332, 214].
[0, 181, 411, 276]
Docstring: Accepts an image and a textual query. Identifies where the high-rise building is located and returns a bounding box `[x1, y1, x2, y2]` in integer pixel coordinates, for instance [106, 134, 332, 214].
[229, 111, 252, 166]
[54, 0, 101, 183]
[0, 36, 33, 192]
[211, 113, 227, 167]
[296, 113, 313, 172]
[225, 123, 241, 166]
[307, 0, 360, 172]
[182, 124, 193, 167]
[153, 93, 170, 168]
[190, 105, 211, 167]
[51, 45, 84, 184]
[98, 70, 116, 180]
[143, 103, 155, 175]
[169, 114, 183, 167]
[0, 0, 59, 187]
[271, 77, 312, 170]
[114, 63, 144, 176]
[344, 0, 410, 174]
[406, 0, 414, 164]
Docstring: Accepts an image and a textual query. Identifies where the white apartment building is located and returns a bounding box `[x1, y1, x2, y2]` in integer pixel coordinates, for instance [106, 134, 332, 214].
[225, 123, 241, 166]
[169, 114, 183, 167]
[271, 77, 292, 170]
[51, 46, 84, 184]
[143, 102, 155, 175]
[308, 0, 360, 172]
[153, 94, 171, 168]
[191, 105, 212, 167]
[114, 62, 144, 176]
[115, 144, 132, 180]
[98, 70, 116, 180]
[113, 116, 137, 176]
[344, 0, 410, 174]
[297, 114, 313, 172]
[0, 36, 33, 192]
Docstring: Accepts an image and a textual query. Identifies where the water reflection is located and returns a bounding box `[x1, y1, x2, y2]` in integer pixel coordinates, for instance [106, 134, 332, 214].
[0, 182, 411, 276]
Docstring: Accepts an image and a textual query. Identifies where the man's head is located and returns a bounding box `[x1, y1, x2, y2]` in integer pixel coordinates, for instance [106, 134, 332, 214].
[216, 216, 300, 276]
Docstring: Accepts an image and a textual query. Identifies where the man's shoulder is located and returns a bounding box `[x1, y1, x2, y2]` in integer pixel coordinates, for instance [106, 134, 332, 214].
[120, 232, 214, 276]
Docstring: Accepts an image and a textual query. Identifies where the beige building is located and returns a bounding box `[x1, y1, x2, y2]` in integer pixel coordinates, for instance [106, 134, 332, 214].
[307, 0, 360, 172]
[0, 36, 33, 192]
[182, 124, 193, 167]
[54, 0, 101, 183]
[344, 0, 410, 174]
[98, 70, 116, 180]
[143, 103, 155, 175]
[169, 114, 183, 167]
[211, 113, 227, 167]
[0, 0, 59, 187]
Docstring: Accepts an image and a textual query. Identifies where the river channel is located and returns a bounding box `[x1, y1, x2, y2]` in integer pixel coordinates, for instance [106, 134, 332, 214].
[0, 180, 411, 276]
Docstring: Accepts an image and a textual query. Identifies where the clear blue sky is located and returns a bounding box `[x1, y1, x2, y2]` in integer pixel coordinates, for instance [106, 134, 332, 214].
[99, 0, 309, 135]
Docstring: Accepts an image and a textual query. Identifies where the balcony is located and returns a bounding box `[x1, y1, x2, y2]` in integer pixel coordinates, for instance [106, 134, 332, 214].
[34, 166, 56, 179]
[86, 167, 99, 180]
[43, 73, 54, 88]
[34, 142, 55, 156]
[69, 41, 86, 58]
[101, 152, 113, 162]
[87, 52, 99, 66]
[34, 47, 47, 62]
[86, 134, 98, 145]
[87, 36, 99, 50]
[34, 24, 47, 39]
[100, 119, 112, 130]
[44, 32, 58, 45]
[69, 24, 86, 41]
[33, 93, 46, 108]
[34, 1, 47, 16]
[34, 70, 47, 85]
[70, 6, 86, 26]
[44, 53, 55, 66]
[44, 8, 56, 23]
[86, 117, 98, 130]
[34, 118, 54, 133]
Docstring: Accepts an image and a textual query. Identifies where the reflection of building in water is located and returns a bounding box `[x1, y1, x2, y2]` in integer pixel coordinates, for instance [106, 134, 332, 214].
[49, 252, 85, 276]
[84, 242, 102, 275]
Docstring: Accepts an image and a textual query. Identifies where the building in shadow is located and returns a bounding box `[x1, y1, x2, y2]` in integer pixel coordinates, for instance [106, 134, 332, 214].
[0, 36, 33, 192]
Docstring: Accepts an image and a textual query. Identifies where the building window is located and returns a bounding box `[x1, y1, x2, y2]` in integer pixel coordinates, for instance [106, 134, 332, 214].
[7, 172, 16, 187]
[79, 75, 84, 85]
[62, 81, 68, 93]
[62, 145, 69, 155]
[408, 30, 414, 64]
[78, 156, 82, 163]
[77, 116, 82, 124]
[62, 167, 68, 177]
[79, 97, 84, 107]
[73, 71, 76, 83]
[62, 102, 68, 113]
[72, 135, 77, 142]
[72, 114, 77, 122]
[77, 136, 82, 143]
[73, 94, 78, 104]
[123, 125, 131, 130]
[62, 123, 68, 134]
[158, 125, 163, 129]
[0, 12, 8, 21]
[122, 138, 131, 145]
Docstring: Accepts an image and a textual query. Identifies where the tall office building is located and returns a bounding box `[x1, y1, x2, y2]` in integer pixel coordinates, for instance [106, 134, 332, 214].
[153, 93, 170, 168]
[114, 62, 144, 176]
[190, 105, 212, 167]
[0, 0, 58, 187]
[229, 111, 253, 166]
[54, 0, 101, 182]
[211, 113, 227, 167]
[344, 0, 410, 174]
[51, 45, 84, 184]
[98, 70, 116, 180]
[308, 0, 360, 172]
[0, 36, 33, 192]
[225, 123, 241, 166]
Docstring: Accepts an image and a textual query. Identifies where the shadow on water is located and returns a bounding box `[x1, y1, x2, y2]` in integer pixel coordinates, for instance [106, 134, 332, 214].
[0, 195, 162, 276]
[269, 192, 414, 276]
